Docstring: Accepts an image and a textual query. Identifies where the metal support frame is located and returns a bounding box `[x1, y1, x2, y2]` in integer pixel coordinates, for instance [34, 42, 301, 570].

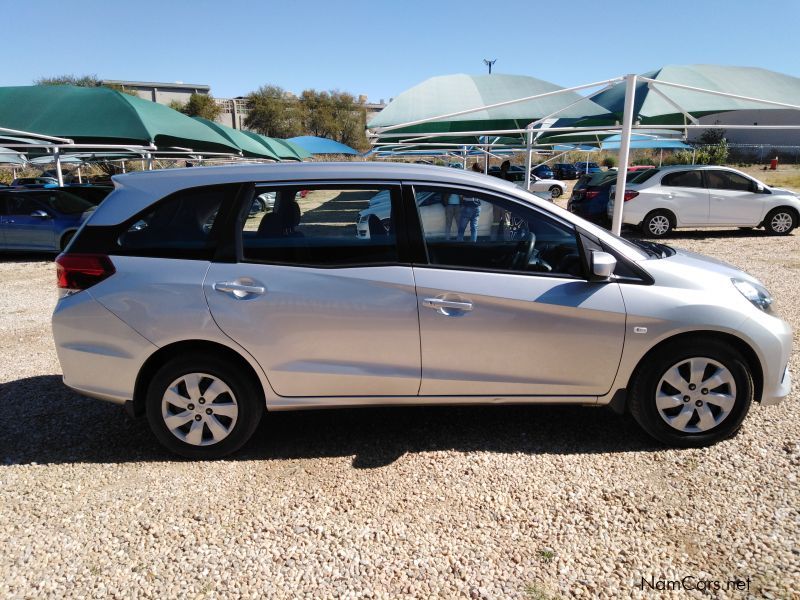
[611, 74, 637, 236]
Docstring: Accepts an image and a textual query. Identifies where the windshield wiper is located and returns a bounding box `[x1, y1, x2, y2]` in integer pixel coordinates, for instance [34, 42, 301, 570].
[631, 239, 675, 259]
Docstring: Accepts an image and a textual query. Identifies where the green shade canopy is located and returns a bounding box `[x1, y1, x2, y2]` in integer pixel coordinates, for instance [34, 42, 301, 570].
[585, 64, 800, 125]
[240, 131, 311, 161]
[0, 85, 240, 153]
[191, 117, 278, 159]
[368, 73, 611, 144]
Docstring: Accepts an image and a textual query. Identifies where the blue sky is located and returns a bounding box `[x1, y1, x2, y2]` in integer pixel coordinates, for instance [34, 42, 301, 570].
[6, 0, 799, 102]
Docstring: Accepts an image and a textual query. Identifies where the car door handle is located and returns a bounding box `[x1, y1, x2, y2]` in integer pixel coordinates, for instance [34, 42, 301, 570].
[213, 281, 266, 296]
[422, 298, 473, 311]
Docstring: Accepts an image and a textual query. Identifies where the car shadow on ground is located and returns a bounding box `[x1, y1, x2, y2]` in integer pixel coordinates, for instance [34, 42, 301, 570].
[0, 375, 660, 468]
[622, 227, 773, 241]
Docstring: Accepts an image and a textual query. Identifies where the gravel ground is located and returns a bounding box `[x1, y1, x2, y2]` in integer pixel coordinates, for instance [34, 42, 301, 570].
[1, 230, 799, 599]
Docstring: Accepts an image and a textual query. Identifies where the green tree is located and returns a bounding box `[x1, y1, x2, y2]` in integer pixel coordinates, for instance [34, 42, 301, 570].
[177, 93, 221, 121]
[34, 74, 137, 96]
[244, 85, 302, 138]
[35, 74, 100, 87]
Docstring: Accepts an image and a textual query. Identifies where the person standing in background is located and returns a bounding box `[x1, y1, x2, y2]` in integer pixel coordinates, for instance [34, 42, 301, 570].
[442, 191, 461, 240]
[490, 160, 512, 239]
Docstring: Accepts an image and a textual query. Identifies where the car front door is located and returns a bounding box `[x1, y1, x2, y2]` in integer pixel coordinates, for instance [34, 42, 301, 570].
[706, 169, 764, 225]
[409, 184, 627, 397]
[205, 182, 421, 398]
[3, 194, 56, 250]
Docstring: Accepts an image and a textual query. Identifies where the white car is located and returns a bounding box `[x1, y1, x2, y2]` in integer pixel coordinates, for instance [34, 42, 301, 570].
[504, 170, 567, 199]
[608, 165, 800, 237]
[357, 190, 494, 239]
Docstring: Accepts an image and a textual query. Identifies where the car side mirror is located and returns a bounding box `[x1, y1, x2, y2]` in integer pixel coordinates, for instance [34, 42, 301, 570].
[590, 250, 617, 281]
[30, 210, 50, 219]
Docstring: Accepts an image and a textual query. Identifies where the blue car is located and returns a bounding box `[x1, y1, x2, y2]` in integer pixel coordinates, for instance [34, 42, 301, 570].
[573, 161, 602, 176]
[531, 164, 555, 179]
[0, 189, 97, 252]
[566, 172, 617, 225]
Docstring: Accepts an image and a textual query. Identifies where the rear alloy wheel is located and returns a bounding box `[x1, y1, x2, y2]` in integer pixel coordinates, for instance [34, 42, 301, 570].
[146, 354, 263, 459]
[764, 208, 796, 235]
[629, 339, 752, 447]
[549, 185, 563, 199]
[642, 210, 673, 237]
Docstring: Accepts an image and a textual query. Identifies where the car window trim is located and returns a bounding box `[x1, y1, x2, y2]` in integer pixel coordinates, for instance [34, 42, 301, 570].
[403, 181, 589, 280]
[230, 180, 412, 269]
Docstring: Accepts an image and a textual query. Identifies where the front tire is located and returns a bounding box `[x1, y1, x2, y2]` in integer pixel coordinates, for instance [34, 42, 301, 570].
[145, 354, 263, 459]
[641, 210, 673, 237]
[764, 208, 796, 235]
[628, 339, 753, 447]
[549, 185, 563, 199]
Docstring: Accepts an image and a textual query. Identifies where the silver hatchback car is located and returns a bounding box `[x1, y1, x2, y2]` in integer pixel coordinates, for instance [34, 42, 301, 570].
[52, 163, 792, 458]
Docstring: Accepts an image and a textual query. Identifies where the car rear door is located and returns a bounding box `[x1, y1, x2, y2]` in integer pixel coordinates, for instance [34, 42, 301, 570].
[657, 170, 709, 225]
[408, 183, 626, 398]
[706, 169, 765, 225]
[204, 182, 421, 398]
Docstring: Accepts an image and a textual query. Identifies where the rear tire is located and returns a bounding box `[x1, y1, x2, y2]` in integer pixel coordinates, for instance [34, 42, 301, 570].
[628, 339, 753, 447]
[549, 186, 563, 199]
[764, 208, 796, 235]
[641, 210, 673, 237]
[145, 353, 263, 459]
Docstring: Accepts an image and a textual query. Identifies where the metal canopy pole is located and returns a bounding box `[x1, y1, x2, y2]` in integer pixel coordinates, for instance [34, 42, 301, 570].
[524, 128, 533, 190]
[146, 152, 154, 170]
[611, 74, 637, 236]
[54, 147, 64, 186]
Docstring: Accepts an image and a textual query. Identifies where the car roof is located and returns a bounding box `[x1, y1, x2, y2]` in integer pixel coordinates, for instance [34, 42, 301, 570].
[91, 162, 533, 226]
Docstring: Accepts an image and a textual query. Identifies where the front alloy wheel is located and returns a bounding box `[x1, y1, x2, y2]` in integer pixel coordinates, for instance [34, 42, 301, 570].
[655, 358, 736, 433]
[629, 339, 752, 447]
[765, 208, 796, 235]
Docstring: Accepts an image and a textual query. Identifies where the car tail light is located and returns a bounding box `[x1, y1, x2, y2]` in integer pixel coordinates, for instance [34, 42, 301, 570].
[56, 254, 115, 291]
[623, 190, 639, 202]
[585, 190, 600, 199]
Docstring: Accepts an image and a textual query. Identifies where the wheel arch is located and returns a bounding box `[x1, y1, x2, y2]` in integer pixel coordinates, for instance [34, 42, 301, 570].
[59, 228, 79, 250]
[624, 330, 763, 407]
[761, 205, 799, 227]
[130, 339, 267, 417]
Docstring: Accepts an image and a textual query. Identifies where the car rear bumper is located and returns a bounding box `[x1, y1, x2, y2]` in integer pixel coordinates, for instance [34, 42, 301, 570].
[52, 290, 156, 404]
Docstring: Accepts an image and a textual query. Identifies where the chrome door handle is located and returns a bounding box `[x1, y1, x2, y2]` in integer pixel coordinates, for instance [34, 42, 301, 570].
[422, 298, 473, 311]
[213, 281, 266, 295]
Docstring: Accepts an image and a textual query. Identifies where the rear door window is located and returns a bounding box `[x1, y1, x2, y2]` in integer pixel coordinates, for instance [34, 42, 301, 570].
[239, 184, 401, 266]
[115, 184, 236, 259]
[661, 170, 704, 188]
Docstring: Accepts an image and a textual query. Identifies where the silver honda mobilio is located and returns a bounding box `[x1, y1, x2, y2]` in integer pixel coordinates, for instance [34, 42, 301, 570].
[52, 163, 792, 458]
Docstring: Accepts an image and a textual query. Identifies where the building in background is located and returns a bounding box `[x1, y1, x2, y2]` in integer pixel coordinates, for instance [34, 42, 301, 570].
[99, 80, 210, 105]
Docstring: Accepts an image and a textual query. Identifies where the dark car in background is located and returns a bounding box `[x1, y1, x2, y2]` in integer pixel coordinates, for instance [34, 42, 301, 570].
[567, 171, 618, 225]
[573, 161, 602, 176]
[552, 163, 579, 179]
[0, 188, 98, 252]
[10, 177, 59, 188]
[531, 164, 555, 179]
[568, 169, 660, 226]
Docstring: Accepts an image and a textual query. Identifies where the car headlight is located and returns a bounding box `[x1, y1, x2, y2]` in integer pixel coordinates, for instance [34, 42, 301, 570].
[732, 278, 774, 313]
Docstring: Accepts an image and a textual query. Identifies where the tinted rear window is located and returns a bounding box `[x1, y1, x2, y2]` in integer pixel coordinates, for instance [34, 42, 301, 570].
[661, 170, 704, 188]
[629, 168, 660, 184]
